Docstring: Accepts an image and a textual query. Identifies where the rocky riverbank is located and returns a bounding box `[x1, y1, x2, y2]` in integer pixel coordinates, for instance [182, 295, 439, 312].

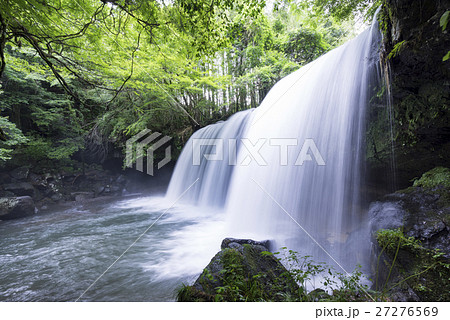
[0, 163, 173, 220]
[0, 165, 128, 220]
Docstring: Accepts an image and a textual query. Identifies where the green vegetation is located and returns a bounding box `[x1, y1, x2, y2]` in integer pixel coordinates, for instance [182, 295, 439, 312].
[376, 228, 450, 301]
[412, 167, 450, 189]
[273, 247, 375, 302]
[440, 10, 450, 61]
[0, 115, 27, 161]
[177, 247, 380, 302]
[0, 0, 360, 172]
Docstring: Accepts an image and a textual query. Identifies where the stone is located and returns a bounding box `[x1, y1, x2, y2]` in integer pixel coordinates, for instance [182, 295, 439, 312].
[95, 185, 105, 196]
[28, 173, 48, 190]
[0, 191, 15, 198]
[9, 166, 30, 180]
[71, 192, 95, 202]
[0, 196, 36, 220]
[115, 174, 127, 184]
[50, 193, 63, 202]
[369, 167, 450, 302]
[0, 172, 12, 184]
[109, 185, 121, 193]
[3, 182, 35, 197]
[221, 237, 272, 250]
[177, 238, 299, 301]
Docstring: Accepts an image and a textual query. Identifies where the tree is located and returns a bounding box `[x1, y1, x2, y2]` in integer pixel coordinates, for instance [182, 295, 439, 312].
[0, 0, 265, 105]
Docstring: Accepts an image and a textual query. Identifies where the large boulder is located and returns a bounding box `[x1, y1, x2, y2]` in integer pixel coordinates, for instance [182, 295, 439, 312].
[369, 167, 450, 301]
[177, 238, 300, 302]
[0, 196, 36, 220]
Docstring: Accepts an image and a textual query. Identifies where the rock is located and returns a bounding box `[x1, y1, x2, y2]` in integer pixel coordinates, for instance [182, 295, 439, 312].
[50, 193, 63, 202]
[45, 181, 62, 197]
[71, 192, 95, 202]
[0, 196, 36, 220]
[9, 166, 30, 180]
[369, 201, 406, 232]
[115, 174, 127, 184]
[0, 191, 15, 198]
[109, 184, 121, 193]
[177, 238, 299, 302]
[369, 167, 450, 301]
[367, 1, 450, 190]
[36, 197, 55, 210]
[0, 172, 12, 184]
[3, 182, 35, 197]
[94, 185, 105, 196]
[28, 173, 48, 190]
[221, 237, 272, 250]
[370, 190, 449, 256]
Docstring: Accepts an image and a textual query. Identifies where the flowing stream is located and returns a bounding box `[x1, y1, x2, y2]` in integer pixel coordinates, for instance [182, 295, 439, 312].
[0, 196, 226, 301]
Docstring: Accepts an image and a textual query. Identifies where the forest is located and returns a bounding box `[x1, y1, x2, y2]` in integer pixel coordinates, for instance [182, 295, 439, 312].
[0, 0, 360, 169]
[0, 0, 449, 305]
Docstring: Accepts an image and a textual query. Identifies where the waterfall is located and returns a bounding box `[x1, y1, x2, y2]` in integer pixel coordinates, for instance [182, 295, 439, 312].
[166, 18, 382, 271]
[166, 109, 254, 207]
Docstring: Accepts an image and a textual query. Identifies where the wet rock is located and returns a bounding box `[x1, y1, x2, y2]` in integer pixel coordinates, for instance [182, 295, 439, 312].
[369, 167, 450, 301]
[177, 238, 299, 302]
[370, 201, 406, 232]
[372, 189, 450, 255]
[0, 196, 36, 220]
[3, 182, 35, 197]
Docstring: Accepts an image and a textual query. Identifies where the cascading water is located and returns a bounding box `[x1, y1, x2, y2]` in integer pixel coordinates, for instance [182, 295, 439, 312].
[167, 17, 382, 271]
[166, 109, 254, 207]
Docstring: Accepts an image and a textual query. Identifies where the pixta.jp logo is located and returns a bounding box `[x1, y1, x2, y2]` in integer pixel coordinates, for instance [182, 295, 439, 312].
[125, 129, 172, 176]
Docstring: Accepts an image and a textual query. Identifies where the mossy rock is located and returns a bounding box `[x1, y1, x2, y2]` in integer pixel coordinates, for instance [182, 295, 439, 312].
[177, 238, 300, 302]
[412, 167, 450, 189]
[370, 167, 450, 301]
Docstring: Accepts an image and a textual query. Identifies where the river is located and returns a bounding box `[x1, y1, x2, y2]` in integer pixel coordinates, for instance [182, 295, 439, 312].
[0, 195, 226, 301]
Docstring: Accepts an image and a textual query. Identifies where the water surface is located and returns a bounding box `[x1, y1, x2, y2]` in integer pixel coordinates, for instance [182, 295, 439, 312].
[0, 196, 225, 301]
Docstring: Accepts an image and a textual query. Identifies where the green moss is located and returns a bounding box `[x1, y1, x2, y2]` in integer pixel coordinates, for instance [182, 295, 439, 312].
[413, 167, 450, 189]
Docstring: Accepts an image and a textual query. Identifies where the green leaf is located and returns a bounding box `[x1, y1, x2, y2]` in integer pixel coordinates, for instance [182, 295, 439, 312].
[440, 10, 449, 31]
[443, 51, 450, 62]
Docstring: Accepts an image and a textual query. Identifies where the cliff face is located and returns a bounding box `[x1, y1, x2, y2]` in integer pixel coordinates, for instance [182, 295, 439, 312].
[367, 0, 450, 193]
